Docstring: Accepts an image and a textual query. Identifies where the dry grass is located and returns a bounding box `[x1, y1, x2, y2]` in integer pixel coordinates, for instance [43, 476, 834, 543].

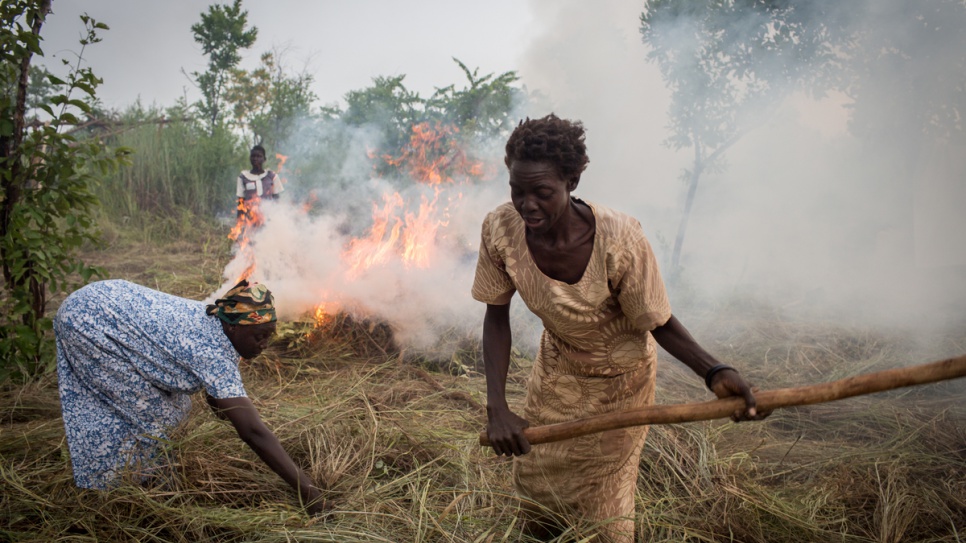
[2, 224, 965, 542]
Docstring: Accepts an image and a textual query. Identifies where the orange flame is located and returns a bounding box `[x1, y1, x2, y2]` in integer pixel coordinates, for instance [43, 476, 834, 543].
[400, 187, 446, 267]
[296, 123, 489, 324]
[229, 197, 265, 283]
[313, 296, 341, 328]
[380, 122, 484, 185]
[301, 190, 319, 213]
[275, 153, 290, 194]
[341, 193, 405, 279]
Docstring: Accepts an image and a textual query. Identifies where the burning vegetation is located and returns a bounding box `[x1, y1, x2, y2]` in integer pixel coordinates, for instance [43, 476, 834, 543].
[340, 122, 486, 282]
[222, 122, 492, 361]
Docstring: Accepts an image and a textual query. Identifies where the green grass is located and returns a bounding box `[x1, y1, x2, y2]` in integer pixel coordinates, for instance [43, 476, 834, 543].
[95, 112, 244, 222]
[1, 219, 965, 542]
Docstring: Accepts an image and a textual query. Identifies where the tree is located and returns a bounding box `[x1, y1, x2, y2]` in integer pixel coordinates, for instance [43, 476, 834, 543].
[426, 58, 522, 140]
[641, 0, 966, 277]
[226, 48, 317, 150]
[339, 60, 524, 179]
[640, 0, 844, 277]
[190, 0, 257, 135]
[0, 1, 129, 378]
[342, 75, 423, 154]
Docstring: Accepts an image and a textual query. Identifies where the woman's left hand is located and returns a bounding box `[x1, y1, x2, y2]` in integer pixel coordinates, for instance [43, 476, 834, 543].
[709, 369, 771, 422]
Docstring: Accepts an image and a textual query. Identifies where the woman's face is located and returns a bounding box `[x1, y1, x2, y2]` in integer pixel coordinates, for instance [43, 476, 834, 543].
[509, 160, 575, 235]
[223, 321, 276, 359]
[250, 149, 266, 171]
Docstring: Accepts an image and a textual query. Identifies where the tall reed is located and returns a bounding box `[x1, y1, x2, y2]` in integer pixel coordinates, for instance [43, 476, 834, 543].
[96, 106, 244, 224]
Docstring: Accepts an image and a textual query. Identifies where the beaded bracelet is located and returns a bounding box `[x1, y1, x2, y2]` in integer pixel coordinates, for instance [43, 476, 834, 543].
[704, 364, 735, 390]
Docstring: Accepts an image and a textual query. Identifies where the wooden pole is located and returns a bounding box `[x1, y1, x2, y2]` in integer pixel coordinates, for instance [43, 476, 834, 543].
[479, 354, 966, 448]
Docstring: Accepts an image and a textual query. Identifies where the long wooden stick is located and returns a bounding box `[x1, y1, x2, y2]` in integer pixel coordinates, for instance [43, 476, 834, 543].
[479, 354, 966, 448]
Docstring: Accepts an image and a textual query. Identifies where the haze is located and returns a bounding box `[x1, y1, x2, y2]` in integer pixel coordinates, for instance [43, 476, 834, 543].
[39, 0, 966, 348]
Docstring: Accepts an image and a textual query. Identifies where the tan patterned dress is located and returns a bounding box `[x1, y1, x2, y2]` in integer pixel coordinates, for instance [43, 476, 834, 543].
[472, 200, 672, 541]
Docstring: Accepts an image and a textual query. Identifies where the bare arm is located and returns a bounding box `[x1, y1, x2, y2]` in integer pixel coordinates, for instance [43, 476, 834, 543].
[205, 392, 229, 420]
[207, 395, 329, 515]
[482, 303, 531, 456]
[650, 314, 763, 420]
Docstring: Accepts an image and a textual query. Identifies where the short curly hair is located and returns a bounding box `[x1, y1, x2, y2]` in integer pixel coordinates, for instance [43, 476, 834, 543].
[504, 114, 590, 184]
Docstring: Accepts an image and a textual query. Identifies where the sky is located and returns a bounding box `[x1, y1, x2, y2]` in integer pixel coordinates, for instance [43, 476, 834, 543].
[41, 0, 537, 111]
[41, 1, 681, 187]
[36, 0, 966, 350]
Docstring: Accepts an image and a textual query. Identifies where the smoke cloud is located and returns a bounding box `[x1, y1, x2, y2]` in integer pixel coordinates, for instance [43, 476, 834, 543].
[213, 0, 965, 358]
[517, 0, 966, 330]
[208, 121, 513, 354]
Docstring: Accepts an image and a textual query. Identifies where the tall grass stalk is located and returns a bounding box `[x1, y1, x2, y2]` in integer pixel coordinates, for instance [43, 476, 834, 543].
[96, 107, 243, 224]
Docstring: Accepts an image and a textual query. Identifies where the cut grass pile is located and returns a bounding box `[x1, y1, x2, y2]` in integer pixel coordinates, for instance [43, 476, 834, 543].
[1, 222, 964, 542]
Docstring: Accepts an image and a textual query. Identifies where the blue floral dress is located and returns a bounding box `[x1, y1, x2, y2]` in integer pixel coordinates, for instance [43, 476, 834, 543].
[55, 280, 247, 489]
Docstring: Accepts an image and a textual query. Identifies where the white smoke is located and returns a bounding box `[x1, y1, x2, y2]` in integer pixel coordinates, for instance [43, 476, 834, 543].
[208, 129, 511, 353]
[516, 0, 966, 329]
[212, 0, 966, 356]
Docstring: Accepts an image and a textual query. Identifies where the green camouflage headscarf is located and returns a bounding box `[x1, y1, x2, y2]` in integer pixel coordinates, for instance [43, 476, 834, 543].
[206, 280, 277, 325]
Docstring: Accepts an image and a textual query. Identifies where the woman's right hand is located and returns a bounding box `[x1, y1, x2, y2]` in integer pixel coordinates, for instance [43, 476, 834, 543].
[486, 405, 531, 457]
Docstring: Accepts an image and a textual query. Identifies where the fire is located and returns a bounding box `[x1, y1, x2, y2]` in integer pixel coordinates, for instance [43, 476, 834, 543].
[380, 122, 483, 184]
[228, 154, 290, 283]
[229, 197, 263, 282]
[339, 122, 484, 280]
[401, 187, 447, 267]
[342, 192, 406, 278]
[313, 298, 341, 328]
[275, 153, 290, 194]
[301, 190, 319, 213]
[226, 124, 489, 329]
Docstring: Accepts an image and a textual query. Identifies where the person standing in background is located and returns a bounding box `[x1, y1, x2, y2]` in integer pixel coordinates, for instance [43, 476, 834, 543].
[237, 144, 284, 218]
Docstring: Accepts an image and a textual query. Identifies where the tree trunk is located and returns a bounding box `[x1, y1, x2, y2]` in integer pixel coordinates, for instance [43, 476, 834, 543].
[668, 132, 743, 281]
[669, 142, 703, 279]
[0, 0, 52, 329]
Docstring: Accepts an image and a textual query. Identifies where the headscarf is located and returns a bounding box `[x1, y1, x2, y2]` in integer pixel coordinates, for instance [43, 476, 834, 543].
[206, 280, 276, 325]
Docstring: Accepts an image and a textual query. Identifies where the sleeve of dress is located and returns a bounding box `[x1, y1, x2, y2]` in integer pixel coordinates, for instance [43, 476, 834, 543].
[200, 356, 247, 399]
[236, 174, 246, 198]
[192, 332, 247, 399]
[471, 211, 516, 305]
[612, 220, 672, 332]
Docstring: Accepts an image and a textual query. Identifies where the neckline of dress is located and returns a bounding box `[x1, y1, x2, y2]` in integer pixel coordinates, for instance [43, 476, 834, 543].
[520, 198, 598, 286]
[241, 170, 270, 181]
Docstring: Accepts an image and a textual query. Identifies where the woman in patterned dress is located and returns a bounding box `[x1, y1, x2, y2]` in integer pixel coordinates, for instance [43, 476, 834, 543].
[55, 279, 327, 515]
[472, 114, 766, 541]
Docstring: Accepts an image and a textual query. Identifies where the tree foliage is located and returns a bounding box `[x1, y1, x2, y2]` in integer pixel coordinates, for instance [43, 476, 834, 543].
[190, 0, 257, 135]
[0, 0, 129, 379]
[338, 59, 523, 179]
[426, 58, 522, 140]
[833, 1, 966, 147]
[226, 49, 317, 151]
[342, 74, 424, 160]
